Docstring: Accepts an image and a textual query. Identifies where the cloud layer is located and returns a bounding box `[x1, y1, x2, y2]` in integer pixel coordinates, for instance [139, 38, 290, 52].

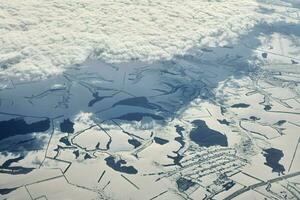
[0, 0, 296, 80]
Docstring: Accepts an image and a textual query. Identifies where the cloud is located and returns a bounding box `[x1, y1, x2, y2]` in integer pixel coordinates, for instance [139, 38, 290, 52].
[0, 0, 297, 80]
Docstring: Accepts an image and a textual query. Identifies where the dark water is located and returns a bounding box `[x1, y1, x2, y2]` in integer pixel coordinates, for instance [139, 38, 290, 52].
[84, 153, 92, 160]
[274, 120, 286, 126]
[160, 69, 179, 75]
[60, 119, 74, 133]
[224, 181, 235, 190]
[1, 155, 24, 168]
[164, 125, 185, 167]
[264, 105, 272, 111]
[59, 136, 71, 146]
[0, 166, 34, 175]
[128, 138, 141, 148]
[263, 148, 285, 175]
[0, 187, 17, 195]
[154, 137, 169, 145]
[95, 142, 100, 149]
[231, 103, 250, 108]
[249, 116, 260, 121]
[113, 96, 162, 110]
[16, 137, 36, 145]
[0, 118, 50, 141]
[114, 113, 164, 121]
[73, 150, 79, 159]
[105, 156, 138, 174]
[221, 106, 227, 115]
[291, 60, 299, 64]
[218, 119, 230, 126]
[176, 177, 195, 192]
[175, 125, 185, 148]
[189, 120, 228, 147]
[167, 154, 184, 167]
[88, 92, 112, 107]
[0, 136, 43, 153]
[0, 155, 34, 175]
[262, 52, 268, 58]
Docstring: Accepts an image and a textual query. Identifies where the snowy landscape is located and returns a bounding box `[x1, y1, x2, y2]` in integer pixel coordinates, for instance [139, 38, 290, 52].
[0, 0, 300, 199]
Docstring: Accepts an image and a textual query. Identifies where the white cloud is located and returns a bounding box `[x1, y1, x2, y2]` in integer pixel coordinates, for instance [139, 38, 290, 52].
[0, 0, 297, 80]
[74, 112, 94, 126]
